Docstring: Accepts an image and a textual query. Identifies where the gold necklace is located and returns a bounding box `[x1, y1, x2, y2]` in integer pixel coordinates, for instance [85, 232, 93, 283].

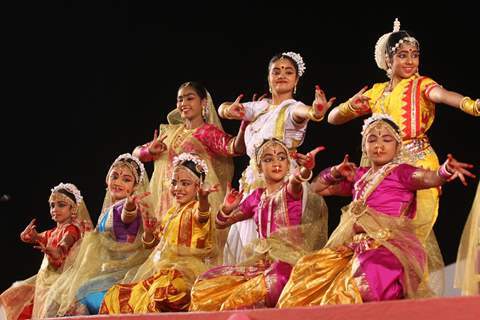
[171, 125, 194, 150]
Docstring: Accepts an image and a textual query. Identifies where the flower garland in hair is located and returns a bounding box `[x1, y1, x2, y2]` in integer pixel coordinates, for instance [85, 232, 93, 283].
[112, 153, 146, 184]
[51, 182, 83, 204]
[172, 152, 209, 176]
[374, 18, 401, 70]
[361, 113, 397, 136]
[282, 51, 306, 77]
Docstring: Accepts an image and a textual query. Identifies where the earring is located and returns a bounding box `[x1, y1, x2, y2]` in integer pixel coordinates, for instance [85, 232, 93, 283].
[293, 86, 297, 95]
[202, 105, 209, 121]
[269, 87, 272, 93]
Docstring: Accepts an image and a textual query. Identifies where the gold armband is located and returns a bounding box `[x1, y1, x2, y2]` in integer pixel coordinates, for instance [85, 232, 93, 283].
[459, 96, 480, 117]
[337, 100, 356, 117]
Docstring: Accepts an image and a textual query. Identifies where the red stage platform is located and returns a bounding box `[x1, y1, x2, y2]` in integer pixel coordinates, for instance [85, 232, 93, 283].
[48, 296, 479, 320]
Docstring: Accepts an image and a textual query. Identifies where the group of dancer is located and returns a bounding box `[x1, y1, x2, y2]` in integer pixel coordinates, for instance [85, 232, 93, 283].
[1, 18, 478, 319]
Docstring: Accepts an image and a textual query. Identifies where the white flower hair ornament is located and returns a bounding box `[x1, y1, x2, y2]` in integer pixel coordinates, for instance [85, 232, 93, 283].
[282, 51, 306, 77]
[172, 152, 209, 176]
[51, 182, 83, 205]
[361, 113, 397, 136]
[111, 153, 146, 184]
[374, 18, 401, 71]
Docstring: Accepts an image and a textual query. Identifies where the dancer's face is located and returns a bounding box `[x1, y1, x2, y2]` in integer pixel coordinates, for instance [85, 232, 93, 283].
[170, 167, 199, 205]
[177, 86, 206, 121]
[390, 42, 419, 79]
[364, 123, 400, 167]
[259, 143, 290, 183]
[268, 57, 298, 96]
[107, 165, 136, 202]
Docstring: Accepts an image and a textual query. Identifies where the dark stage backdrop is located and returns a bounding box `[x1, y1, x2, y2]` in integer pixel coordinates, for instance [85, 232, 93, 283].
[1, 2, 478, 292]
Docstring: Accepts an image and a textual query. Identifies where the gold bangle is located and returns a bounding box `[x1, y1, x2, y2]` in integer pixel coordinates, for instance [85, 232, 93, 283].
[307, 107, 324, 122]
[337, 101, 355, 117]
[296, 169, 313, 182]
[123, 205, 137, 218]
[142, 233, 157, 246]
[197, 209, 211, 219]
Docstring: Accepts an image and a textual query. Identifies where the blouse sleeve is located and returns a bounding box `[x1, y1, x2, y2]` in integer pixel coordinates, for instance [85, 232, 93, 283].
[396, 163, 422, 191]
[193, 124, 237, 156]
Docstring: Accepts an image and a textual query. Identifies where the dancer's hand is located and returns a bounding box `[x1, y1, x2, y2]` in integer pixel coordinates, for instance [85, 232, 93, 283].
[292, 146, 325, 170]
[443, 154, 475, 186]
[222, 182, 243, 214]
[20, 219, 38, 243]
[334, 154, 357, 182]
[348, 86, 371, 115]
[312, 85, 336, 118]
[148, 129, 168, 160]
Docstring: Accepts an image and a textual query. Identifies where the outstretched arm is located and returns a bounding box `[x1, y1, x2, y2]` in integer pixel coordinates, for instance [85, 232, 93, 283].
[412, 154, 476, 189]
[427, 86, 479, 117]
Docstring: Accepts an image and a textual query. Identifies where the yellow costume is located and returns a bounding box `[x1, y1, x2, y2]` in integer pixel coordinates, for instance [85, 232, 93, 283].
[100, 200, 215, 313]
[361, 75, 445, 293]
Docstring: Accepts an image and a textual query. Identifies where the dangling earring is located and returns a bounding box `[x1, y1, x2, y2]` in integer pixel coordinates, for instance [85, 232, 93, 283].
[202, 105, 208, 121]
[269, 87, 272, 93]
[293, 86, 297, 95]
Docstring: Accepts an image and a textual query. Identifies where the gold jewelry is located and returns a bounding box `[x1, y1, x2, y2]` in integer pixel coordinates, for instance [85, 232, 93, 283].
[296, 169, 313, 182]
[307, 107, 324, 122]
[141, 233, 157, 246]
[123, 205, 137, 218]
[197, 208, 211, 219]
[459, 96, 480, 116]
[337, 101, 356, 117]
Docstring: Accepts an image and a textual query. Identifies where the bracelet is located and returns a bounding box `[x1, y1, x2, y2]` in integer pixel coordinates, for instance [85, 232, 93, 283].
[219, 103, 233, 119]
[197, 208, 211, 219]
[123, 205, 137, 218]
[142, 233, 157, 246]
[459, 96, 480, 116]
[307, 107, 324, 122]
[319, 166, 345, 184]
[437, 162, 454, 180]
[296, 169, 313, 182]
[139, 145, 154, 162]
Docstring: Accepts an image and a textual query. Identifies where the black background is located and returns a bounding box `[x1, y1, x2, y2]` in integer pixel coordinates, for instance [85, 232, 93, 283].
[1, 1, 478, 292]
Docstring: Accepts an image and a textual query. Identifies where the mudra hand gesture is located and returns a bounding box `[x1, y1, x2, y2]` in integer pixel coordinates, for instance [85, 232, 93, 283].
[348, 86, 371, 115]
[20, 218, 39, 243]
[141, 209, 158, 234]
[442, 154, 476, 186]
[224, 94, 246, 120]
[292, 146, 326, 170]
[125, 191, 151, 213]
[334, 154, 357, 182]
[148, 129, 168, 160]
[198, 183, 220, 199]
[222, 182, 243, 213]
[311, 85, 336, 119]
